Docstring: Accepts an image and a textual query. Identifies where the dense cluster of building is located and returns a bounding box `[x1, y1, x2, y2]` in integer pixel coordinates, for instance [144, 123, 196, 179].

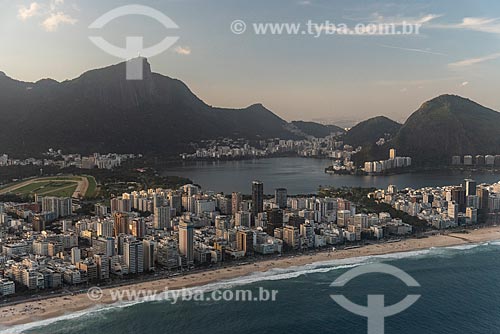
[364, 149, 412, 173]
[180, 137, 359, 160]
[372, 179, 500, 229]
[0, 181, 410, 296]
[2, 195, 74, 228]
[0, 150, 138, 170]
[451, 154, 500, 167]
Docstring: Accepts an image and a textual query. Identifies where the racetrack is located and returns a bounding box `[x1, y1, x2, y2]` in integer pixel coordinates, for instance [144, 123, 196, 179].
[0, 176, 92, 198]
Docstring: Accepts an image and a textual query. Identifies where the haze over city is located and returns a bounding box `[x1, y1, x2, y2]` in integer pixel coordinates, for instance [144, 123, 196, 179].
[2, 0, 500, 124]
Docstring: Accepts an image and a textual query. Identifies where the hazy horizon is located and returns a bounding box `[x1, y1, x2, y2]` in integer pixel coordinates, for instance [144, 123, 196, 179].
[2, 0, 500, 123]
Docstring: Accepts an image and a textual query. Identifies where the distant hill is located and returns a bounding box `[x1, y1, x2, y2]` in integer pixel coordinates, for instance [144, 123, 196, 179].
[393, 94, 500, 165]
[5, 60, 491, 165]
[343, 116, 402, 146]
[290, 121, 345, 138]
[0, 58, 298, 155]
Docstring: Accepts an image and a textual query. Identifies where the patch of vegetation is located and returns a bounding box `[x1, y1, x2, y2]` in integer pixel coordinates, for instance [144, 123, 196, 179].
[39, 183, 77, 197]
[342, 116, 401, 146]
[14, 181, 76, 196]
[41, 176, 83, 181]
[0, 163, 191, 204]
[84, 175, 98, 198]
[291, 121, 345, 138]
[66, 167, 192, 200]
[0, 193, 31, 203]
[0, 165, 62, 186]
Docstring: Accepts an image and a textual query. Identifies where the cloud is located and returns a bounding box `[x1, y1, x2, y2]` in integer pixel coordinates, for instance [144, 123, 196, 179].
[41, 11, 77, 31]
[371, 13, 442, 26]
[460, 17, 500, 33]
[433, 17, 500, 35]
[315, 13, 440, 36]
[17, 0, 76, 31]
[298, 0, 312, 5]
[49, 0, 64, 11]
[18, 2, 42, 20]
[461, 81, 469, 86]
[448, 52, 500, 68]
[379, 44, 446, 56]
[174, 46, 191, 55]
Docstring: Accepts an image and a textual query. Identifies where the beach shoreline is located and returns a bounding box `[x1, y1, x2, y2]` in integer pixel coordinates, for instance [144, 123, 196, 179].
[2, 226, 500, 330]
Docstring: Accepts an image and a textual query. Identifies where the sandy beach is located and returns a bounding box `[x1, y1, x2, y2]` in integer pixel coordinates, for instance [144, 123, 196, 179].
[2, 226, 500, 329]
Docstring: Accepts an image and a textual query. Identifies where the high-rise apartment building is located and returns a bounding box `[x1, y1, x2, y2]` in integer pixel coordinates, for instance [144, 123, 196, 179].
[477, 185, 490, 210]
[42, 197, 72, 218]
[124, 239, 144, 274]
[131, 219, 146, 238]
[337, 210, 351, 227]
[464, 179, 477, 197]
[113, 212, 129, 237]
[275, 188, 287, 209]
[266, 208, 283, 235]
[179, 220, 194, 264]
[252, 181, 264, 217]
[389, 148, 396, 159]
[154, 206, 171, 230]
[97, 220, 114, 238]
[143, 239, 156, 272]
[232, 192, 242, 215]
[236, 230, 253, 255]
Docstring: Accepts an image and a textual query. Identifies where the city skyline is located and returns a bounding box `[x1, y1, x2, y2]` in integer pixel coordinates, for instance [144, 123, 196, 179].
[1, 0, 500, 123]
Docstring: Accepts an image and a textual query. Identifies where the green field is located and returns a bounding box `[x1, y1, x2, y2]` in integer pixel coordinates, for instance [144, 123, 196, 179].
[85, 175, 98, 198]
[13, 181, 78, 197]
[0, 175, 98, 199]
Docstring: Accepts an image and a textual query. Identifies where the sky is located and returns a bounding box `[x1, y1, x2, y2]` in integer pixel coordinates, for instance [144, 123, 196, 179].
[1, 0, 500, 125]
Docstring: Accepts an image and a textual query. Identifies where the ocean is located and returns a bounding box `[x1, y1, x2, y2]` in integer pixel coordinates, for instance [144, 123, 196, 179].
[7, 241, 500, 334]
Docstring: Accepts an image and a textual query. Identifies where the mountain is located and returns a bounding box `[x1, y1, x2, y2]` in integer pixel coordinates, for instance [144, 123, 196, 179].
[393, 94, 500, 165]
[343, 116, 402, 146]
[0, 58, 297, 155]
[290, 121, 345, 138]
